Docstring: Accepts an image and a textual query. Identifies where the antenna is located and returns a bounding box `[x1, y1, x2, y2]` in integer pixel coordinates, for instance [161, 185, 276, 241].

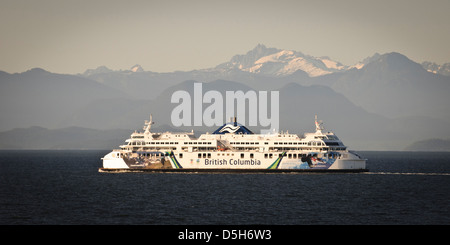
[315, 115, 324, 132]
[144, 114, 155, 134]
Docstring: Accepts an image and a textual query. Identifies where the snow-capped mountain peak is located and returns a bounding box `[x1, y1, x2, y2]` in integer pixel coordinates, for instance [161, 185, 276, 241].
[130, 64, 144, 72]
[216, 44, 353, 77]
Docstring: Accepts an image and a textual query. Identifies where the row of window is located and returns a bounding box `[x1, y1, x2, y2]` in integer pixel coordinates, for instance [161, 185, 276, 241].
[130, 141, 215, 145]
[265, 153, 284, 159]
[130, 141, 180, 145]
[133, 152, 343, 160]
[230, 142, 260, 145]
[269, 147, 326, 151]
[197, 153, 255, 159]
[277, 153, 308, 159]
[274, 141, 325, 146]
[130, 140, 335, 146]
[138, 152, 166, 157]
[194, 152, 334, 159]
[183, 142, 213, 145]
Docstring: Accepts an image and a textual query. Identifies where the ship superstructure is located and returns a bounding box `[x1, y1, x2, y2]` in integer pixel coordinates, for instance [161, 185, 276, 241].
[101, 115, 367, 171]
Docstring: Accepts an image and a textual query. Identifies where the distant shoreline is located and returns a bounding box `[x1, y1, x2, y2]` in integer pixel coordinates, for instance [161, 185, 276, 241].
[404, 139, 450, 152]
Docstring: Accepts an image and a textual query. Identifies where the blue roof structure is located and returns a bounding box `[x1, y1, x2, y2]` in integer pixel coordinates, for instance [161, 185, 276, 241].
[212, 122, 254, 134]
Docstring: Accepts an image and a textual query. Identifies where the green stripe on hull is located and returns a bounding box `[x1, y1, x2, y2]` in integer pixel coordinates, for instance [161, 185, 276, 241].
[168, 151, 183, 169]
[267, 152, 286, 169]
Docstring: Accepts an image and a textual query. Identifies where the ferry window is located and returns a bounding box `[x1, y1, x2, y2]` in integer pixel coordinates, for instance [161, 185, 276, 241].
[269, 154, 273, 159]
[250, 153, 254, 158]
[198, 153, 202, 158]
[293, 154, 297, 158]
[264, 154, 268, 159]
[275, 142, 278, 145]
[288, 154, 292, 159]
[207, 153, 211, 158]
[203, 153, 207, 158]
[265, 142, 268, 145]
[179, 153, 183, 158]
[241, 153, 244, 158]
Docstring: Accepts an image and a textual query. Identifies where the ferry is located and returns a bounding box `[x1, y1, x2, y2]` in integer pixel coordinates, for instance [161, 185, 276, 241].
[100, 115, 367, 173]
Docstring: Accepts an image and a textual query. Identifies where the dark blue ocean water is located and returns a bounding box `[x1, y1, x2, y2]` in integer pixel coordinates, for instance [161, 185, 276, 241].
[0, 150, 449, 225]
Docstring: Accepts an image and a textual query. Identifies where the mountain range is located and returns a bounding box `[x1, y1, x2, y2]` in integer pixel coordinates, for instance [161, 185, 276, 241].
[1, 44, 449, 150]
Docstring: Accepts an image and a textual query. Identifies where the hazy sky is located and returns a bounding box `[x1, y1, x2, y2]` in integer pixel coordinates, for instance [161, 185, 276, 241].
[1, 0, 449, 74]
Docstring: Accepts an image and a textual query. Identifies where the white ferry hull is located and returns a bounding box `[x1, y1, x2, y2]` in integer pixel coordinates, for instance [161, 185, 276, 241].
[101, 151, 366, 171]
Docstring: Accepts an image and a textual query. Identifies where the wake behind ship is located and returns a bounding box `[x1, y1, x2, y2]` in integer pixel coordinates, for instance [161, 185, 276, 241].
[100, 115, 367, 173]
